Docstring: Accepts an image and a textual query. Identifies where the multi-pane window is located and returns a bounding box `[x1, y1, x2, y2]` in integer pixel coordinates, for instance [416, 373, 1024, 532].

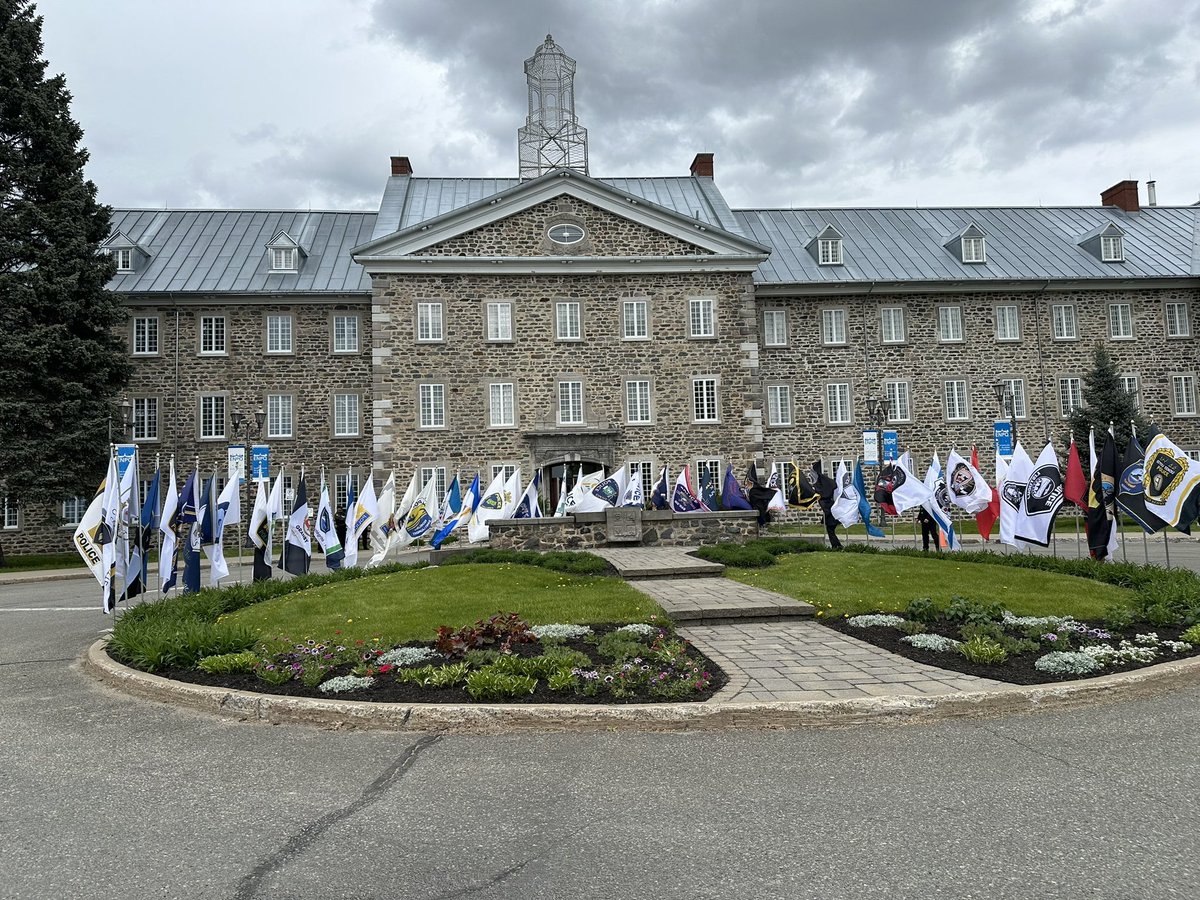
[558, 380, 584, 425]
[944, 379, 969, 421]
[61, 496, 87, 525]
[821, 308, 846, 345]
[132, 397, 158, 441]
[1108, 303, 1133, 339]
[333, 314, 359, 352]
[419, 384, 446, 428]
[995, 305, 1020, 341]
[333, 393, 359, 436]
[1052, 304, 1078, 340]
[133, 317, 158, 355]
[555, 301, 581, 340]
[696, 459, 722, 501]
[826, 383, 851, 425]
[114, 248, 133, 272]
[1166, 302, 1191, 338]
[767, 384, 792, 426]
[3, 497, 18, 530]
[762, 309, 787, 346]
[881, 307, 905, 344]
[938, 306, 963, 342]
[623, 299, 648, 339]
[1059, 377, 1083, 418]
[692, 377, 719, 422]
[1120, 374, 1140, 408]
[267, 394, 293, 438]
[271, 248, 297, 271]
[1001, 378, 1028, 419]
[200, 315, 226, 354]
[625, 380, 652, 425]
[818, 238, 842, 265]
[419, 466, 448, 500]
[282, 475, 294, 506]
[628, 461, 655, 504]
[489, 383, 515, 427]
[962, 236, 986, 263]
[486, 302, 513, 341]
[199, 394, 226, 439]
[1172, 375, 1197, 416]
[266, 314, 293, 353]
[689, 297, 714, 338]
[491, 464, 518, 483]
[416, 303, 443, 342]
[334, 473, 359, 512]
[885, 381, 911, 422]
[1100, 235, 1123, 262]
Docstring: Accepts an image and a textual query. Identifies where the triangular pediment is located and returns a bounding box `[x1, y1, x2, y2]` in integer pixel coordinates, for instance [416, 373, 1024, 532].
[351, 168, 769, 274]
[266, 230, 305, 254]
[101, 231, 148, 256]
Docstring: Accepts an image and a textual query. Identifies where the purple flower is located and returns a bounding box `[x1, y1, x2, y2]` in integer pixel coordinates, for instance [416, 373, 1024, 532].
[1043, 633, 1058, 642]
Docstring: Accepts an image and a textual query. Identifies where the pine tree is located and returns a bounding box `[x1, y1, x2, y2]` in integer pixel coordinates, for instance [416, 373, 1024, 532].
[0, 0, 130, 508]
[1068, 344, 1149, 451]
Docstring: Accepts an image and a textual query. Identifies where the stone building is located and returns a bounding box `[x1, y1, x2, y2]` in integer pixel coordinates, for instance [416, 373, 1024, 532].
[3, 35, 1198, 553]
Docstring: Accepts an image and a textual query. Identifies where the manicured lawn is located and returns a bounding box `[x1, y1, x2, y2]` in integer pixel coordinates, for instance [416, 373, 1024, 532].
[0, 552, 87, 571]
[223, 563, 664, 646]
[726, 553, 1133, 620]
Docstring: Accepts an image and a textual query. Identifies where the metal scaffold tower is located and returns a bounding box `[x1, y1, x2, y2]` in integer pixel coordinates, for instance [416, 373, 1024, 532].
[518, 34, 589, 179]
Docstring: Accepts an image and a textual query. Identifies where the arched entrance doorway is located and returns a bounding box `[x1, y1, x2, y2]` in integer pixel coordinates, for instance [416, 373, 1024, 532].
[544, 458, 605, 514]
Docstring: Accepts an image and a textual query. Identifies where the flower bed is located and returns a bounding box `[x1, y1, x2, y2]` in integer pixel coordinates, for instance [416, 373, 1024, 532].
[828, 599, 1200, 684]
[161, 613, 727, 704]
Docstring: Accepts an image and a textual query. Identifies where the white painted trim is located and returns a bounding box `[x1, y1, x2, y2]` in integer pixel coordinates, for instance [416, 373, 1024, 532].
[353, 255, 765, 275]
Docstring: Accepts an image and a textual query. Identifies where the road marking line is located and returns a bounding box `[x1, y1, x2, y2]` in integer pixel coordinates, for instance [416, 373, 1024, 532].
[0, 607, 101, 612]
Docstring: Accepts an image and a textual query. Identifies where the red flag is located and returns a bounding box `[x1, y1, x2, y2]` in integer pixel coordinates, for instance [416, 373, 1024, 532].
[1064, 438, 1087, 509]
[973, 445, 999, 541]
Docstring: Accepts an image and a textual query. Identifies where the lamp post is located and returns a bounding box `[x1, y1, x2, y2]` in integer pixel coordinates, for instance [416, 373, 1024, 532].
[991, 381, 1018, 448]
[109, 396, 134, 443]
[230, 408, 266, 547]
[865, 396, 891, 529]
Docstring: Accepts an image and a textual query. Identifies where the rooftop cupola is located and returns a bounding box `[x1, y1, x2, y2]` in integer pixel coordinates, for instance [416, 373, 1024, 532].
[518, 34, 589, 179]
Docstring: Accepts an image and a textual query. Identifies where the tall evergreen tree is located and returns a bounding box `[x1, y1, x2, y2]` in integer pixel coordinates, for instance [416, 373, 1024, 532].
[0, 0, 130, 509]
[1068, 344, 1149, 451]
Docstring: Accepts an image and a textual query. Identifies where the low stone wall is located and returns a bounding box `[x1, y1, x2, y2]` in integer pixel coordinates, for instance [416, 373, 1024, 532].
[488, 510, 759, 550]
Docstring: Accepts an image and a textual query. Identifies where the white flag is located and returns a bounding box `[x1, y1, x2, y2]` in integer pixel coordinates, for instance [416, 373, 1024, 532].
[1014, 442, 1065, 547]
[348, 472, 378, 568]
[468, 468, 521, 542]
[158, 459, 179, 592]
[921, 452, 956, 551]
[889, 451, 934, 515]
[830, 461, 861, 528]
[1143, 432, 1200, 530]
[400, 474, 439, 544]
[207, 476, 240, 585]
[368, 472, 396, 566]
[945, 448, 993, 515]
[999, 443, 1034, 547]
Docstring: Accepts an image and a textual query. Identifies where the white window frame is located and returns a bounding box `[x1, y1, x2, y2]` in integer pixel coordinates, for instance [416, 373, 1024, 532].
[1058, 377, 1083, 418]
[333, 314, 359, 353]
[1100, 234, 1124, 262]
[1120, 374, 1140, 408]
[1108, 302, 1133, 340]
[885, 380, 911, 423]
[880, 306, 905, 344]
[132, 396, 158, 442]
[61, 496, 87, 526]
[416, 303, 444, 342]
[622, 299, 648, 340]
[821, 308, 847, 346]
[944, 379, 969, 422]
[766, 384, 792, 426]
[333, 393, 360, 437]
[490, 463, 518, 484]
[692, 377, 719, 423]
[995, 305, 1020, 342]
[266, 314, 293, 354]
[486, 302, 513, 342]
[689, 297, 715, 339]
[762, 309, 788, 347]
[419, 466, 448, 500]
[818, 238, 842, 265]
[266, 394, 294, 439]
[628, 460, 656, 504]
[334, 473, 359, 512]
[937, 305, 964, 343]
[555, 301, 581, 341]
[625, 379, 652, 425]
[199, 394, 227, 440]
[1171, 374, 1197, 417]
[270, 247, 297, 271]
[558, 380, 584, 425]
[3, 497, 18, 530]
[114, 248, 133, 272]
[1052, 304, 1078, 340]
[199, 315, 227, 355]
[489, 383, 515, 428]
[1166, 302, 1191, 338]
[961, 236, 986, 264]
[132, 316, 159, 356]
[826, 383, 852, 425]
[419, 383, 446, 429]
[1001, 378, 1028, 420]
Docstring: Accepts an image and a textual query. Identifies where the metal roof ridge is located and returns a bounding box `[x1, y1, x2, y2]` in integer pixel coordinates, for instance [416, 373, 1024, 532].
[111, 207, 377, 214]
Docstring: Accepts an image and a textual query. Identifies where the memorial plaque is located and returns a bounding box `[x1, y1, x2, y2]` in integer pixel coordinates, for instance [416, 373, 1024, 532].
[605, 506, 643, 543]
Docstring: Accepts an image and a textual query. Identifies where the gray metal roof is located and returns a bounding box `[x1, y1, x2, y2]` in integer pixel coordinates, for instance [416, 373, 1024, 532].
[735, 205, 1200, 286]
[106, 209, 377, 294]
[371, 174, 743, 240]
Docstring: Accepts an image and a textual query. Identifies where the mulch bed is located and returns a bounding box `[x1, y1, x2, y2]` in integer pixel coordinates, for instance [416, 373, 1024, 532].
[153, 625, 729, 704]
[821, 617, 1200, 685]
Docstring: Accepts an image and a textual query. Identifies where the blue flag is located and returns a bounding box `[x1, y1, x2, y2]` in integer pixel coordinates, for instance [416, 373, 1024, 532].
[127, 467, 160, 599]
[183, 522, 202, 594]
[432, 473, 479, 548]
[514, 471, 542, 518]
[699, 467, 718, 510]
[198, 474, 216, 545]
[721, 464, 753, 511]
[651, 468, 669, 510]
[854, 461, 885, 538]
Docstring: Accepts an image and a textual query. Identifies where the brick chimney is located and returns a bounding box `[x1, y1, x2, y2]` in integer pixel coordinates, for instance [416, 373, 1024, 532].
[390, 156, 413, 176]
[689, 152, 714, 178]
[1101, 180, 1139, 212]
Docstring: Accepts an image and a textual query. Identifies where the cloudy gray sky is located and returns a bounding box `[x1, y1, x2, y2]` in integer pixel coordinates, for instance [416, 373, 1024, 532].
[38, 0, 1200, 212]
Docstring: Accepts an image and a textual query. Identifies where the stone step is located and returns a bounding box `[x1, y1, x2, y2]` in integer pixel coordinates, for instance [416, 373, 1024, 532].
[626, 576, 814, 624]
[592, 548, 725, 579]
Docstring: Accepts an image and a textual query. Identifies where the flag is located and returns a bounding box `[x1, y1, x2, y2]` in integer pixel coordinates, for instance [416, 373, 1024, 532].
[158, 461, 181, 592]
[945, 448, 992, 514]
[127, 465, 160, 600]
[436, 474, 462, 533]
[886, 452, 933, 515]
[651, 467, 669, 510]
[922, 452, 957, 550]
[432, 473, 479, 548]
[1064, 438, 1088, 510]
[671, 468, 705, 512]
[343, 470, 360, 569]
[764, 467, 787, 512]
[282, 476, 311, 576]
[315, 478, 345, 570]
[554, 465, 574, 516]
[72, 463, 112, 594]
[698, 465, 719, 510]
[854, 461, 885, 538]
[1143, 431, 1200, 532]
[566, 469, 606, 513]
[401, 474, 439, 542]
[349, 472, 378, 567]
[721, 464, 752, 511]
[745, 462, 779, 522]
[590, 468, 627, 509]
[206, 475, 240, 585]
[1014, 442, 1065, 547]
[830, 460, 861, 529]
[369, 472, 397, 565]
[393, 473, 419, 548]
[514, 471, 544, 518]
[621, 468, 644, 508]
[1116, 431, 1169, 534]
[1000, 443, 1034, 547]
[1086, 429, 1117, 559]
[468, 468, 520, 542]
[197, 473, 216, 546]
[96, 452, 121, 610]
[248, 479, 273, 582]
[975, 448, 1002, 541]
[114, 453, 139, 603]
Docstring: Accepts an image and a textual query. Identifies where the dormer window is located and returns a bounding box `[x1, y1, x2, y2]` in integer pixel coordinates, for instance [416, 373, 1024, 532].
[962, 236, 986, 263]
[271, 248, 297, 271]
[100, 231, 147, 273]
[1078, 222, 1126, 264]
[818, 238, 842, 265]
[114, 248, 133, 271]
[945, 223, 987, 265]
[1100, 234, 1124, 262]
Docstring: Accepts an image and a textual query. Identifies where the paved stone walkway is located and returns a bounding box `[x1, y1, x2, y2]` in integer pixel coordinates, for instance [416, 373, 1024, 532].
[593, 547, 724, 578]
[628, 576, 814, 623]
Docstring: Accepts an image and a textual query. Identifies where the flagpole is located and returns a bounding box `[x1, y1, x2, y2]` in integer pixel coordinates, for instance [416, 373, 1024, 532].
[1162, 528, 1171, 569]
[1142, 529, 1149, 566]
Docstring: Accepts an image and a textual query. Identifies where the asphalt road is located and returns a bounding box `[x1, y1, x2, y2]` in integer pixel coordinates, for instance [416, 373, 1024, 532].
[2, 578, 1198, 900]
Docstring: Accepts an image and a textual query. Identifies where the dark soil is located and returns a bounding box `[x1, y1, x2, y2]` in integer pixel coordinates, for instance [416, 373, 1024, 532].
[154, 625, 729, 704]
[821, 617, 1199, 685]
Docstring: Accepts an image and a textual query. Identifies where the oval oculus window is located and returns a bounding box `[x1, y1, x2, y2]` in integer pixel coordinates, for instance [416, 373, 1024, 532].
[547, 223, 585, 245]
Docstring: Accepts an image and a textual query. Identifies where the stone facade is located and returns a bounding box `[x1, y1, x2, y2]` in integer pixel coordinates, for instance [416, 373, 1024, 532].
[488, 510, 760, 550]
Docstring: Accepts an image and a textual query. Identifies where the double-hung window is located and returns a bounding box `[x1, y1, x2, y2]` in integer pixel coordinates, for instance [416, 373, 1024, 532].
[333, 393, 360, 437]
[1052, 304, 1077, 340]
[1172, 375, 1197, 416]
[3, 497, 19, 530]
[1059, 377, 1083, 417]
[333, 314, 359, 352]
[266, 314, 293, 354]
[489, 383, 515, 428]
[944, 380, 969, 421]
[486, 302, 513, 341]
[623, 299, 648, 339]
[1120, 374, 1140, 408]
[1001, 378, 1027, 419]
[132, 397, 158, 441]
[1108, 303, 1133, 339]
[267, 394, 293, 438]
[767, 384, 792, 426]
[995, 305, 1020, 341]
[555, 301, 581, 340]
[1166, 302, 1191, 338]
[200, 315, 226, 355]
[821, 308, 846, 345]
[762, 309, 787, 347]
[885, 381, 911, 422]
[938, 306, 963, 342]
[200, 394, 226, 439]
[826, 383, 851, 425]
[416, 303, 443, 342]
[625, 380, 652, 425]
[689, 297, 714, 338]
[133, 317, 159, 355]
[558, 381, 583, 425]
[419, 384, 446, 428]
[880, 307, 905, 344]
[692, 377, 718, 423]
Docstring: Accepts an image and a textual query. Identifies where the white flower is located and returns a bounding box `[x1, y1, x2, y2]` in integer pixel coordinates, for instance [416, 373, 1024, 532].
[1035, 652, 1101, 676]
[901, 633, 961, 653]
[377, 646, 435, 666]
[847, 614, 906, 629]
[318, 675, 375, 694]
[614, 623, 658, 636]
[529, 623, 594, 640]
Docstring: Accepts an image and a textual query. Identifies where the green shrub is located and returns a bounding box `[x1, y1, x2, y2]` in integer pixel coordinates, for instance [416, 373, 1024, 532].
[106, 616, 257, 673]
[904, 597, 940, 625]
[197, 651, 259, 675]
[1103, 604, 1136, 633]
[958, 635, 1009, 665]
[464, 667, 538, 701]
[694, 544, 777, 568]
[1181, 624, 1200, 644]
[541, 645, 591, 669]
[944, 596, 1004, 626]
[897, 620, 927, 636]
[440, 548, 611, 576]
[547, 668, 578, 692]
[594, 631, 648, 662]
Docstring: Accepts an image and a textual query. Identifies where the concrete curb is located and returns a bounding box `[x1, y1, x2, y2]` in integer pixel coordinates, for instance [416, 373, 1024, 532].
[83, 639, 1200, 734]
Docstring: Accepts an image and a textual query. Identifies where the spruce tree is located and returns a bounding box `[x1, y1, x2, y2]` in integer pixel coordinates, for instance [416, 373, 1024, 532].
[0, 0, 130, 509]
[1068, 344, 1149, 450]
